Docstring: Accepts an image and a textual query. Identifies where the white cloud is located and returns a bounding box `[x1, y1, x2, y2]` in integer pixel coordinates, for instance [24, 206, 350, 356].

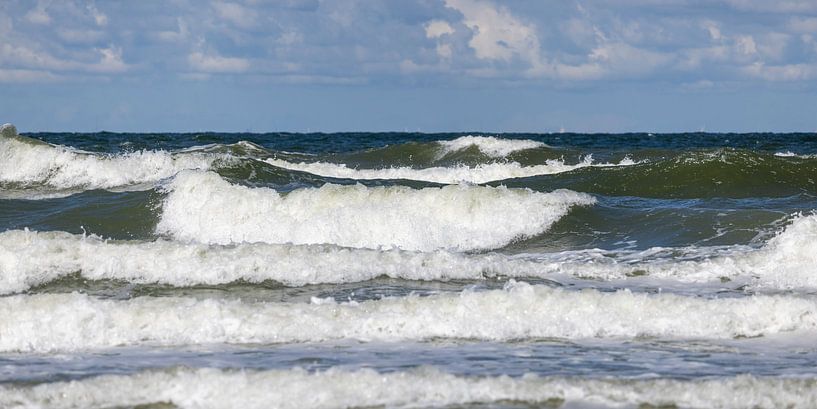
[189, 51, 250, 73]
[156, 18, 190, 43]
[789, 17, 817, 33]
[743, 62, 817, 81]
[24, 6, 51, 25]
[94, 46, 128, 73]
[735, 35, 757, 56]
[444, 0, 543, 66]
[0, 68, 59, 83]
[425, 20, 454, 38]
[58, 29, 105, 44]
[87, 4, 108, 26]
[212, 1, 258, 28]
[436, 43, 453, 59]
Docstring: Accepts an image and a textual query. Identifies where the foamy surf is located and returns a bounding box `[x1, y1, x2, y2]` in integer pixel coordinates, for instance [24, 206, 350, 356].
[532, 213, 817, 289]
[0, 229, 544, 294]
[3, 214, 817, 294]
[2, 282, 816, 352]
[2, 367, 814, 409]
[157, 171, 595, 251]
[265, 156, 604, 184]
[0, 125, 231, 192]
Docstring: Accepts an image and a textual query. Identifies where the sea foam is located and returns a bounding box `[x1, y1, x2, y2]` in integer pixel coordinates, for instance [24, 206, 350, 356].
[265, 156, 599, 184]
[2, 282, 816, 352]
[0, 125, 228, 191]
[156, 171, 595, 251]
[0, 229, 543, 294]
[4, 215, 817, 294]
[438, 135, 546, 157]
[2, 367, 814, 409]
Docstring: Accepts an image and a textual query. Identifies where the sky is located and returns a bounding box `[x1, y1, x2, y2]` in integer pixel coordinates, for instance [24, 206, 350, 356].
[1, 0, 816, 133]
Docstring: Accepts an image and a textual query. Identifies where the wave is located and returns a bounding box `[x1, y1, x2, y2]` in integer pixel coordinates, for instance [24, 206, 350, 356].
[2, 367, 814, 409]
[156, 171, 595, 251]
[438, 135, 546, 157]
[3, 282, 816, 352]
[535, 213, 817, 289]
[0, 124, 232, 192]
[518, 148, 817, 198]
[264, 156, 624, 184]
[0, 229, 544, 294]
[4, 214, 817, 294]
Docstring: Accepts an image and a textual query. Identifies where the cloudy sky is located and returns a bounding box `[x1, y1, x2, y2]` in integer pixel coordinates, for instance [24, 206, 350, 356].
[1, 0, 816, 132]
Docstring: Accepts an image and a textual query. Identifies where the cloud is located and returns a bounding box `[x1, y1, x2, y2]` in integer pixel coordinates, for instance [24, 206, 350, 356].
[0, 68, 59, 83]
[94, 46, 128, 73]
[425, 20, 454, 38]
[189, 50, 250, 73]
[87, 4, 108, 26]
[212, 1, 258, 28]
[444, 0, 543, 65]
[24, 5, 51, 25]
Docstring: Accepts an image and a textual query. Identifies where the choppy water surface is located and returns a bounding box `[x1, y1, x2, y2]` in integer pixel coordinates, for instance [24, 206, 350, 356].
[2, 123, 817, 408]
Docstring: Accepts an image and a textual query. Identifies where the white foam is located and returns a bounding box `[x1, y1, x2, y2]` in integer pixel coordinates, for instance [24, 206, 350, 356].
[439, 135, 546, 157]
[2, 282, 816, 352]
[534, 213, 817, 290]
[156, 171, 595, 251]
[266, 156, 597, 184]
[0, 128, 229, 191]
[5, 215, 817, 294]
[5, 214, 816, 294]
[775, 151, 817, 158]
[2, 367, 815, 409]
[0, 229, 544, 294]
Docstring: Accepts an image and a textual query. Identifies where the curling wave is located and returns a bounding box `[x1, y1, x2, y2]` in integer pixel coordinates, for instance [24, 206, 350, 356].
[156, 171, 595, 251]
[0, 124, 231, 192]
[2, 282, 816, 352]
[1, 367, 814, 409]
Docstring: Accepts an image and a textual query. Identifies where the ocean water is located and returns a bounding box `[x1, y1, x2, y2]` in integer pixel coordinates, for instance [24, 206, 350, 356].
[2, 122, 817, 408]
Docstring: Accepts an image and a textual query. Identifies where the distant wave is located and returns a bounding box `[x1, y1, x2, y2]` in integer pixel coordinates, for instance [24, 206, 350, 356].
[156, 171, 595, 251]
[438, 135, 546, 157]
[264, 156, 636, 184]
[2, 367, 814, 409]
[2, 281, 816, 352]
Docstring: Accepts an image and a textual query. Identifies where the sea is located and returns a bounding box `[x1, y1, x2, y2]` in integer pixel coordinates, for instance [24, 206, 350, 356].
[1, 122, 817, 408]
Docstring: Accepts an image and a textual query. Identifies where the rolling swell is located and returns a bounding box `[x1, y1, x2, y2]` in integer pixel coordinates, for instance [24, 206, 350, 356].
[507, 149, 817, 198]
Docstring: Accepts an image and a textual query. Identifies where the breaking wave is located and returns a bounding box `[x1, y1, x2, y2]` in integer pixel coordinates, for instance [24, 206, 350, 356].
[156, 171, 595, 251]
[0, 124, 231, 192]
[3, 214, 817, 293]
[2, 282, 816, 352]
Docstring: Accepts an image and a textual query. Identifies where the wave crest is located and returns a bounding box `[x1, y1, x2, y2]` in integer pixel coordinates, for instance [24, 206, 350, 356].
[1, 282, 816, 352]
[156, 171, 594, 251]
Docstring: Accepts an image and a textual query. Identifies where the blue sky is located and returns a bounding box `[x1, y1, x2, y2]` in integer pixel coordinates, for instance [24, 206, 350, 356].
[1, 0, 816, 132]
